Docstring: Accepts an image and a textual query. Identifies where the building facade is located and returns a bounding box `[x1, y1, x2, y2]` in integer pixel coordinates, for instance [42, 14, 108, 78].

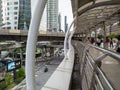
[64, 16, 68, 33]
[58, 13, 61, 32]
[0, 0, 2, 25]
[47, 0, 58, 32]
[1, 0, 31, 30]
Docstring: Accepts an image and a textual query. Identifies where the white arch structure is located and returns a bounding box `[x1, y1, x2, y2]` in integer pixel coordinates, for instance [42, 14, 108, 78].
[25, 0, 47, 90]
[64, 17, 76, 58]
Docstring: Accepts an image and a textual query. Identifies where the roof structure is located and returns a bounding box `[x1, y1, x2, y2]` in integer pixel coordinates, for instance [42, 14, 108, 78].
[71, 0, 120, 35]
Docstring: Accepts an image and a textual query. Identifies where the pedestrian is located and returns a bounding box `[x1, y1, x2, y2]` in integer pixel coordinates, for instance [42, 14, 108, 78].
[109, 38, 113, 48]
[44, 65, 48, 72]
[96, 38, 101, 47]
[115, 35, 120, 53]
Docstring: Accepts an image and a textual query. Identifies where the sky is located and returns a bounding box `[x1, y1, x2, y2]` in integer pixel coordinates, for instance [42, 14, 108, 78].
[31, 0, 73, 31]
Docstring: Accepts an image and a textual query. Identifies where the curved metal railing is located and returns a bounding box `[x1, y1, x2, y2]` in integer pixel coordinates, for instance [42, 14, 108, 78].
[72, 40, 119, 90]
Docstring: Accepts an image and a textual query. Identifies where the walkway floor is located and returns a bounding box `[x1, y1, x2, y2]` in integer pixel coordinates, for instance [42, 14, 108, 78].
[90, 48, 120, 90]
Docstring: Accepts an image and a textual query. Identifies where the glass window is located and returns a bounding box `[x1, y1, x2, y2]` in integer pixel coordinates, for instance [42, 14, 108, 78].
[7, 22, 10, 24]
[14, 22, 17, 24]
[9, 2, 13, 5]
[7, 7, 9, 10]
[14, 2, 18, 5]
[14, 7, 18, 10]
[14, 17, 17, 19]
[14, 12, 17, 15]
[7, 27, 11, 29]
[6, 17, 9, 20]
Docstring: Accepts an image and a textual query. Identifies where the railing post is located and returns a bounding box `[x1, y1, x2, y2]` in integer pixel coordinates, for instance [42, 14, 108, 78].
[25, 0, 47, 90]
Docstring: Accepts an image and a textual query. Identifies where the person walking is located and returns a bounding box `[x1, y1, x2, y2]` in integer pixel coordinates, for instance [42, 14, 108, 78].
[109, 38, 113, 48]
[115, 35, 120, 53]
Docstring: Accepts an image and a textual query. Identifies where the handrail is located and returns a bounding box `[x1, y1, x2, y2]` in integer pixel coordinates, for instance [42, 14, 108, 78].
[72, 40, 116, 90]
[88, 44, 120, 60]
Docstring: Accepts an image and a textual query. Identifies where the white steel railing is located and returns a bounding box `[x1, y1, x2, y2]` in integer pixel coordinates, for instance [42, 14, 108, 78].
[72, 40, 118, 90]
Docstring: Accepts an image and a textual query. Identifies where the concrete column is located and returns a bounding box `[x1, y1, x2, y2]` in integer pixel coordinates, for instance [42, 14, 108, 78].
[103, 21, 107, 49]
[50, 47, 54, 57]
[25, 0, 47, 90]
[95, 29, 97, 46]
[0, 51, 1, 58]
[82, 32, 84, 41]
[20, 48, 23, 65]
[109, 25, 112, 35]
[89, 29, 91, 38]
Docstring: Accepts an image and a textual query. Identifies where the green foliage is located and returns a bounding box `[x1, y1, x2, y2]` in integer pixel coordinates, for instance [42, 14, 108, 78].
[5, 73, 12, 85]
[16, 68, 25, 79]
[36, 53, 41, 57]
[108, 34, 119, 39]
[15, 77, 23, 84]
[0, 73, 13, 90]
[22, 48, 26, 53]
[97, 34, 104, 39]
[0, 68, 25, 90]
[6, 83, 16, 90]
[0, 81, 7, 90]
[15, 68, 25, 84]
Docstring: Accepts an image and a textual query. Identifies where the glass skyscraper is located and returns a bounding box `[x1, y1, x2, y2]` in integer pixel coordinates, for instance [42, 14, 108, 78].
[47, 0, 58, 32]
[18, 0, 31, 30]
[1, 0, 31, 30]
[0, 0, 2, 25]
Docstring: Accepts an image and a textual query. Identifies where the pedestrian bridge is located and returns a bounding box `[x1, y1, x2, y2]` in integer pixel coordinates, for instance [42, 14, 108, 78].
[0, 29, 65, 41]
[17, 0, 120, 90]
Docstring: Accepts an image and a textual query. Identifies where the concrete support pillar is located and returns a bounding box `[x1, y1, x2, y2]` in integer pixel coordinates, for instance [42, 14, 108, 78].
[50, 47, 54, 57]
[95, 29, 97, 46]
[0, 51, 1, 58]
[41, 46, 44, 58]
[89, 29, 91, 38]
[25, 0, 47, 90]
[109, 25, 112, 35]
[12, 51, 15, 59]
[81, 32, 83, 41]
[20, 48, 23, 65]
[103, 21, 107, 49]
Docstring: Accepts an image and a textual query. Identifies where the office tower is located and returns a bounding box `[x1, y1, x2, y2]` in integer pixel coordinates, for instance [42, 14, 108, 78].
[2, 0, 31, 30]
[64, 16, 68, 33]
[47, 0, 58, 32]
[0, 0, 2, 25]
[58, 13, 61, 32]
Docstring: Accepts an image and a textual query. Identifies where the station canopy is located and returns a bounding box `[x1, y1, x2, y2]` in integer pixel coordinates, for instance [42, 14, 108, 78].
[71, 0, 120, 34]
